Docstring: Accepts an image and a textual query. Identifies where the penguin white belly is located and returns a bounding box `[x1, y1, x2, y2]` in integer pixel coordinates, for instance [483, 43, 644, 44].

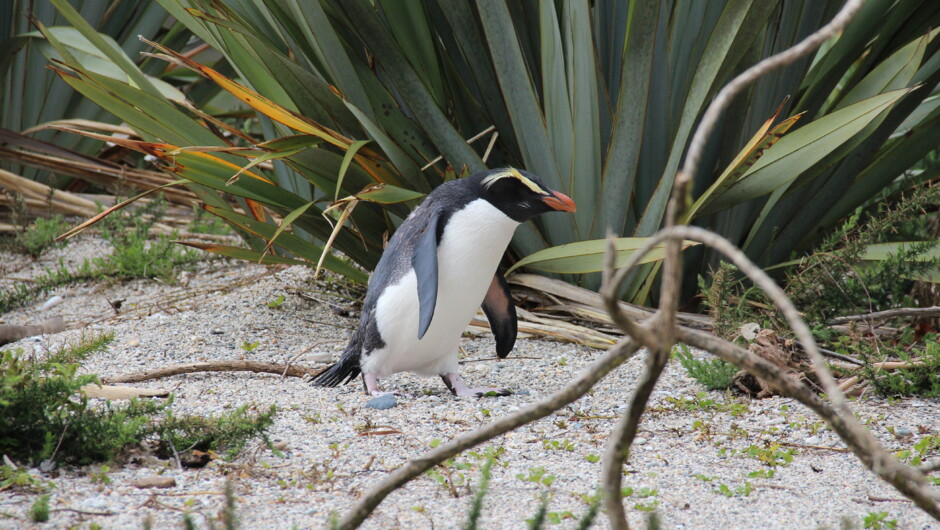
[362, 200, 519, 378]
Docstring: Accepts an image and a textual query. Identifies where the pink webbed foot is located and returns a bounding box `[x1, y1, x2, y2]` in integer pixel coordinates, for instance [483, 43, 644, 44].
[440, 373, 512, 398]
[362, 373, 404, 397]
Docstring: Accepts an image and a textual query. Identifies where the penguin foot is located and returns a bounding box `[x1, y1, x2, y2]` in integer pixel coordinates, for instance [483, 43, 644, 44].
[440, 373, 512, 398]
[362, 373, 404, 397]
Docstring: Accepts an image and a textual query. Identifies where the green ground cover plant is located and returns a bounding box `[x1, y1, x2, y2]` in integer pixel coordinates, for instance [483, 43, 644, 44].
[0, 333, 276, 467]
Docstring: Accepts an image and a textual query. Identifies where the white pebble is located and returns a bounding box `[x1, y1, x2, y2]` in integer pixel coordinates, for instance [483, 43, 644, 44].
[40, 295, 64, 311]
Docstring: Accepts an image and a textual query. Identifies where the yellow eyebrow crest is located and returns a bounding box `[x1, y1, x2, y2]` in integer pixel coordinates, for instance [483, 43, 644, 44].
[481, 167, 547, 194]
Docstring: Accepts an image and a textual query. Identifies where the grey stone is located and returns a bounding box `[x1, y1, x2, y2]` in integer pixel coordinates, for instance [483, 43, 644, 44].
[365, 394, 398, 410]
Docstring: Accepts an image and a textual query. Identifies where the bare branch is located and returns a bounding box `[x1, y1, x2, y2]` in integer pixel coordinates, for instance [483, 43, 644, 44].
[0, 317, 66, 346]
[681, 0, 865, 178]
[608, 225, 849, 412]
[601, 346, 670, 529]
[920, 460, 940, 475]
[336, 338, 641, 530]
[101, 361, 325, 384]
[678, 326, 940, 517]
[829, 306, 940, 325]
[812, 346, 865, 366]
[601, 233, 658, 346]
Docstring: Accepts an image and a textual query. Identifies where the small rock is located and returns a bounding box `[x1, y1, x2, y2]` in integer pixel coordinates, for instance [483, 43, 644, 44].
[40, 295, 64, 311]
[894, 427, 913, 438]
[740, 322, 760, 341]
[516, 390, 531, 395]
[365, 394, 398, 410]
[131, 476, 177, 489]
[82, 496, 109, 512]
[634, 437, 648, 445]
[127, 339, 140, 348]
[804, 436, 823, 445]
[272, 441, 289, 451]
[211, 329, 224, 335]
[304, 352, 334, 363]
[765, 417, 787, 426]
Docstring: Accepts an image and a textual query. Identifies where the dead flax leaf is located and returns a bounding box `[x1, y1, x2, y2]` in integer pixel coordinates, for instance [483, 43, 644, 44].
[508, 273, 712, 329]
[0, 167, 99, 217]
[131, 476, 177, 489]
[0, 317, 65, 346]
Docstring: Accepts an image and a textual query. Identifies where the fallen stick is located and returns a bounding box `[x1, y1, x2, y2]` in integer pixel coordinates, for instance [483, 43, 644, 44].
[829, 306, 940, 325]
[101, 360, 325, 384]
[80, 384, 170, 399]
[0, 317, 66, 345]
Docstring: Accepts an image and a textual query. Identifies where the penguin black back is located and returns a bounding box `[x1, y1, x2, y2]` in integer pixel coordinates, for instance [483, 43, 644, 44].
[312, 168, 576, 395]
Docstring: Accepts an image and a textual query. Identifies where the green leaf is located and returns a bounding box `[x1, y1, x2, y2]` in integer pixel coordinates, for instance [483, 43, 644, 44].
[262, 201, 316, 257]
[48, 0, 162, 98]
[859, 242, 940, 262]
[203, 206, 368, 283]
[703, 87, 914, 213]
[835, 28, 936, 110]
[354, 184, 425, 204]
[506, 238, 699, 275]
[335, 139, 371, 202]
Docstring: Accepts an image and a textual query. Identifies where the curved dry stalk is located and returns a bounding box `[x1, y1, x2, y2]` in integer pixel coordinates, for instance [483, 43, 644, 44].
[608, 225, 848, 412]
[601, 232, 658, 346]
[336, 337, 641, 530]
[600, 346, 670, 529]
[600, 225, 940, 518]
[601, 178, 691, 529]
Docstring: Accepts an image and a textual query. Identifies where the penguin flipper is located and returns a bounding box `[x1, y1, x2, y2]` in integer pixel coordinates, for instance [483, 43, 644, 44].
[413, 211, 440, 339]
[481, 272, 517, 358]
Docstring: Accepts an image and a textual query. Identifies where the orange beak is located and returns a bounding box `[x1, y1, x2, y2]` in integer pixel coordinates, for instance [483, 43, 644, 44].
[542, 191, 577, 212]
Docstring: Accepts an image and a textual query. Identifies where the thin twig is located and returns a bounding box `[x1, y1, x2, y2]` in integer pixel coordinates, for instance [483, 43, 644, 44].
[813, 346, 865, 366]
[829, 306, 940, 325]
[601, 163, 693, 529]
[920, 460, 940, 474]
[421, 125, 496, 170]
[282, 343, 318, 378]
[609, 226, 850, 413]
[601, 346, 668, 530]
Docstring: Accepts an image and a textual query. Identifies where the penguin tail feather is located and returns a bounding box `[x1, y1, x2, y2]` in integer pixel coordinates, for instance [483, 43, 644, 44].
[311, 353, 361, 387]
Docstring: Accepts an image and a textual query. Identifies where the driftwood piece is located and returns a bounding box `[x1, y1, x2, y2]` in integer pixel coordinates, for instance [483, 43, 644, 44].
[829, 306, 940, 325]
[0, 317, 66, 345]
[131, 476, 177, 489]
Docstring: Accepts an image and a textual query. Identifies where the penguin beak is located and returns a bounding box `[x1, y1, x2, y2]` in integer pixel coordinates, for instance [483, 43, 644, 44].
[542, 191, 577, 212]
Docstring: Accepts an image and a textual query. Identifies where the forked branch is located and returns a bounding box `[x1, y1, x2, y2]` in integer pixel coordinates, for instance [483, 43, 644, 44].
[600, 227, 940, 520]
[334, 338, 642, 530]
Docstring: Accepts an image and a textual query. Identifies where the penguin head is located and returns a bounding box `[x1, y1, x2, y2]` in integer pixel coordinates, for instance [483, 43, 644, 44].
[475, 168, 576, 222]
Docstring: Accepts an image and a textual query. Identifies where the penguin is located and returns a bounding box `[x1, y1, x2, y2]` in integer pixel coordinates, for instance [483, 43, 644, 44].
[312, 167, 576, 397]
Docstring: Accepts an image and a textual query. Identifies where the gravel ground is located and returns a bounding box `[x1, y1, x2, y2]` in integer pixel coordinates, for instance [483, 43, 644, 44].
[1, 236, 938, 529]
